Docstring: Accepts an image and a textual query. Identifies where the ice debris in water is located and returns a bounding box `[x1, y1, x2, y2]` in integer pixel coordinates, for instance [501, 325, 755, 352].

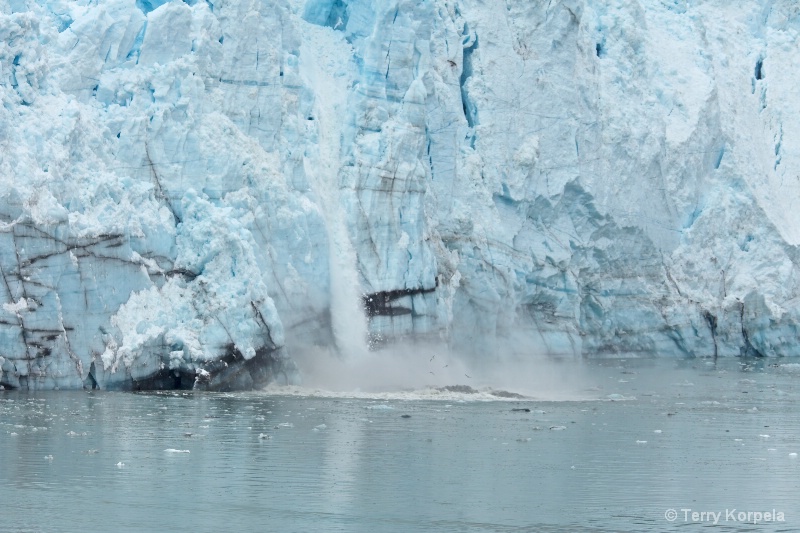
[636, 440, 647, 444]
[606, 394, 634, 401]
[549, 426, 566, 431]
[164, 449, 190, 453]
[258, 433, 271, 439]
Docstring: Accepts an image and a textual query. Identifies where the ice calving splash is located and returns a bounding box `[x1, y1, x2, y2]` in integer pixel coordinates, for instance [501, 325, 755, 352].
[265, 341, 597, 401]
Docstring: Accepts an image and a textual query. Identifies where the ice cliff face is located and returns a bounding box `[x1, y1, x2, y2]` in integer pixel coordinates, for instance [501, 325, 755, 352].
[1, 0, 799, 390]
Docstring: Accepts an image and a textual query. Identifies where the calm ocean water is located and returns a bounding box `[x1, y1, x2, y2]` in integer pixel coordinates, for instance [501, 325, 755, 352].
[2, 358, 799, 532]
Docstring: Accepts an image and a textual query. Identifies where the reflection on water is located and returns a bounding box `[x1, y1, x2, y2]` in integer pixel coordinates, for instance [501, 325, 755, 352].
[2, 359, 799, 532]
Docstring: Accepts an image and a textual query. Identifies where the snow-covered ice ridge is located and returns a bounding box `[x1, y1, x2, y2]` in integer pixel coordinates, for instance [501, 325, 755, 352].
[1, 0, 799, 390]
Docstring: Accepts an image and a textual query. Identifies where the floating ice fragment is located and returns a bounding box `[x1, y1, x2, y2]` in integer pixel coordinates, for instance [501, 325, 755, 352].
[164, 449, 190, 453]
[606, 394, 634, 401]
[759, 434, 770, 439]
[116, 462, 125, 467]
[790, 453, 798, 457]
[44, 455, 53, 460]
[636, 440, 647, 444]
[653, 430, 662, 434]
[365, 404, 393, 410]
[275, 422, 293, 428]
[549, 426, 566, 431]
[258, 433, 271, 439]
[314, 424, 327, 430]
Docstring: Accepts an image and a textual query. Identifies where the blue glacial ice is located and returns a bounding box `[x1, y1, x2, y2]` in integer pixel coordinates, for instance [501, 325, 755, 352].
[1, 0, 800, 389]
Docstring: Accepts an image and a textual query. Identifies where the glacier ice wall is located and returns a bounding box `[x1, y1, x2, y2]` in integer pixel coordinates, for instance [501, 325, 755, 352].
[1, 0, 799, 389]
